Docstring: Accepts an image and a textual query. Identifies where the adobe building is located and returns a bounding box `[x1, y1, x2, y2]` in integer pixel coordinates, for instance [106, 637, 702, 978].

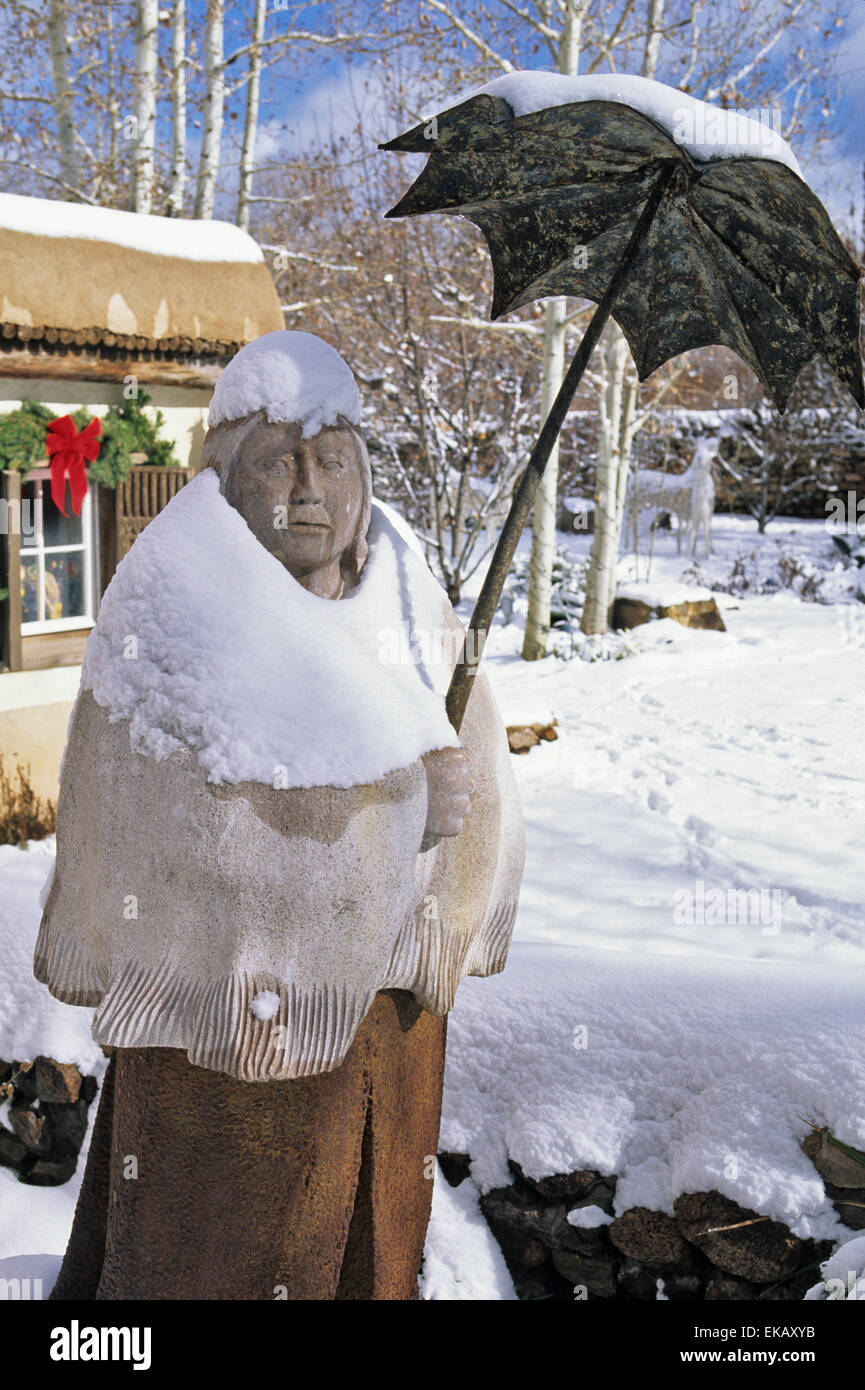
[0, 192, 283, 803]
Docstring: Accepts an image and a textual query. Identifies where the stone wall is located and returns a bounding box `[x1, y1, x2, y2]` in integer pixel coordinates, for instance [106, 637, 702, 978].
[438, 1149, 864, 1301]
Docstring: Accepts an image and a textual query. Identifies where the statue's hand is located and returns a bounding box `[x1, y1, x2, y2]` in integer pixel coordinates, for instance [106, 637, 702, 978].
[421, 746, 475, 848]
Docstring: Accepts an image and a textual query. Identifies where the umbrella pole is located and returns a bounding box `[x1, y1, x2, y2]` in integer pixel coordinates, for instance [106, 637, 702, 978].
[445, 162, 676, 733]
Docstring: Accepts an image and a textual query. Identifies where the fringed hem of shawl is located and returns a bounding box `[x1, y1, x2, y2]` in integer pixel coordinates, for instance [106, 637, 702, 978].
[382, 898, 518, 1013]
[33, 900, 518, 1082]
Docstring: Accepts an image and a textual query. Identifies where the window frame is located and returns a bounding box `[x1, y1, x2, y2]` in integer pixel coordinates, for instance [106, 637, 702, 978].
[19, 467, 96, 635]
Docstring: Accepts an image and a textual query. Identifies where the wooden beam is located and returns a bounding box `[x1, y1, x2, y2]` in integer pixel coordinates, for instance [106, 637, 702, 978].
[0, 347, 223, 389]
[95, 481, 116, 603]
[21, 628, 90, 671]
[0, 469, 23, 672]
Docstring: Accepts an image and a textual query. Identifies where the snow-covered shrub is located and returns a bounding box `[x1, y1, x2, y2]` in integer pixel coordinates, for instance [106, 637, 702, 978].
[549, 627, 645, 663]
[686, 540, 833, 603]
[502, 547, 649, 661]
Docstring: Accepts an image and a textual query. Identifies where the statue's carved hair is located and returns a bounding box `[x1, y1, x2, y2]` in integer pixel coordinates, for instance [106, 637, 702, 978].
[199, 410, 372, 586]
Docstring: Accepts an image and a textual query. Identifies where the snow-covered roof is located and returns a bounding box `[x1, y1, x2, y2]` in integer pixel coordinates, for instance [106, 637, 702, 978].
[0, 192, 284, 382]
[0, 192, 264, 263]
[465, 71, 802, 177]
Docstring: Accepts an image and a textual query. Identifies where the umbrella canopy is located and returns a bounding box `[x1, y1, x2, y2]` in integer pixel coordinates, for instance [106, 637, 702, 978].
[382, 89, 863, 412]
[382, 79, 864, 730]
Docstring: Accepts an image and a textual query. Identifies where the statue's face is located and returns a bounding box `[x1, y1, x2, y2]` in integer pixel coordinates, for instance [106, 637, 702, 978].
[224, 420, 364, 586]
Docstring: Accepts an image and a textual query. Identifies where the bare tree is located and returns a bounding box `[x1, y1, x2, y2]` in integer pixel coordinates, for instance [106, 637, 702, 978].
[522, 2, 588, 661]
[254, 59, 544, 601]
[0, 1, 396, 218]
[167, 0, 187, 216]
[194, 0, 225, 218]
[581, 0, 667, 634]
[716, 361, 861, 532]
[48, 0, 78, 193]
[236, 0, 267, 231]
[419, 0, 846, 637]
[132, 0, 158, 213]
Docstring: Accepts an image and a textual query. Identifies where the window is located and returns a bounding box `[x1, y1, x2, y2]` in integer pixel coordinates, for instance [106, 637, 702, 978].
[20, 469, 95, 633]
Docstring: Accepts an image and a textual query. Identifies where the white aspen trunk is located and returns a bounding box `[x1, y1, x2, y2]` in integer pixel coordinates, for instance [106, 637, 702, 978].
[581, 328, 628, 632]
[132, 0, 158, 214]
[168, 0, 187, 216]
[236, 0, 266, 231]
[520, 1, 585, 660]
[643, 0, 666, 78]
[194, 0, 225, 219]
[522, 300, 567, 658]
[48, 0, 78, 193]
[580, 0, 667, 634]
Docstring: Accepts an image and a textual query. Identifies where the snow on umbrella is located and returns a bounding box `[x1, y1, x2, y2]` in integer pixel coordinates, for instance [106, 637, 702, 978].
[381, 73, 864, 730]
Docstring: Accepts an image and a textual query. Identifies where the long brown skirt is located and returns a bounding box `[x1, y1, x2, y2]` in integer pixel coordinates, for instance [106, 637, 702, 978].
[50, 991, 446, 1300]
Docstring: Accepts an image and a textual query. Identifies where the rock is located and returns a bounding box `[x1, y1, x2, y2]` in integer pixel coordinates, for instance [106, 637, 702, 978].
[825, 1185, 865, 1230]
[567, 1183, 616, 1219]
[514, 1237, 549, 1270]
[437, 1152, 472, 1188]
[512, 1259, 570, 1301]
[33, 1056, 82, 1104]
[532, 722, 558, 742]
[803, 1131, 865, 1189]
[662, 1273, 704, 1301]
[758, 1254, 833, 1301]
[479, 1182, 609, 1266]
[506, 721, 558, 755]
[479, 1186, 553, 1266]
[19, 1155, 78, 1187]
[0, 1125, 29, 1171]
[674, 1192, 803, 1283]
[705, 1273, 756, 1300]
[618, 1257, 660, 1300]
[511, 1162, 608, 1203]
[506, 722, 539, 756]
[81, 1075, 98, 1105]
[551, 1246, 618, 1298]
[41, 1098, 89, 1157]
[506, 726, 539, 754]
[8, 1060, 37, 1100]
[609, 1208, 692, 1267]
[8, 1101, 52, 1156]
[613, 595, 726, 632]
[0, 1059, 12, 1083]
[552, 1207, 612, 1258]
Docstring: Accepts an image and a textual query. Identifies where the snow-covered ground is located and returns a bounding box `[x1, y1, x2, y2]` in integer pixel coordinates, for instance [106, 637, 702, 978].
[0, 838, 106, 1291]
[2, 513, 864, 1298]
[430, 514, 865, 1291]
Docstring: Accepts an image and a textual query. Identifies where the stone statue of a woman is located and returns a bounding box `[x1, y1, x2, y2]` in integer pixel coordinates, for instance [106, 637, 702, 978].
[36, 331, 524, 1300]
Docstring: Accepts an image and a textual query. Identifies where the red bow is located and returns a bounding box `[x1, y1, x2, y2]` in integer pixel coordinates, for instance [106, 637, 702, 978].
[45, 415, 101, 516]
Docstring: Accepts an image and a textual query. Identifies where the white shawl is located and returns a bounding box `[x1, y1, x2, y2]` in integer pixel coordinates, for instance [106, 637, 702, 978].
[35, 475, 524, 1079]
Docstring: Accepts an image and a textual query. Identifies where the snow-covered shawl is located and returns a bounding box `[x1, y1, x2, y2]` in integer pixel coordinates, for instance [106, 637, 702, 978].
[34, 470, 524, 1080]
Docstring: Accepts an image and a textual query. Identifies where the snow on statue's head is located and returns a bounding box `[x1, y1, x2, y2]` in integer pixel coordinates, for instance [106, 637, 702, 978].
[201, 331, 372, 595]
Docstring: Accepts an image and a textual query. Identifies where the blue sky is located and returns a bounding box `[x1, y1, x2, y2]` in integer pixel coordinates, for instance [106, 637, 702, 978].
[0, 2, 861, 237]
[255, 1, 865, 239]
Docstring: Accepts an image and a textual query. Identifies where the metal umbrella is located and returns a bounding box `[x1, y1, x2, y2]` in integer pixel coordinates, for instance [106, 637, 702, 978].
[380, 87, 864, 731]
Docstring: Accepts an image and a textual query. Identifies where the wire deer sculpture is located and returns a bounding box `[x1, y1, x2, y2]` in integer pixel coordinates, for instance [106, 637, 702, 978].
[625, 438, 717, 557]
